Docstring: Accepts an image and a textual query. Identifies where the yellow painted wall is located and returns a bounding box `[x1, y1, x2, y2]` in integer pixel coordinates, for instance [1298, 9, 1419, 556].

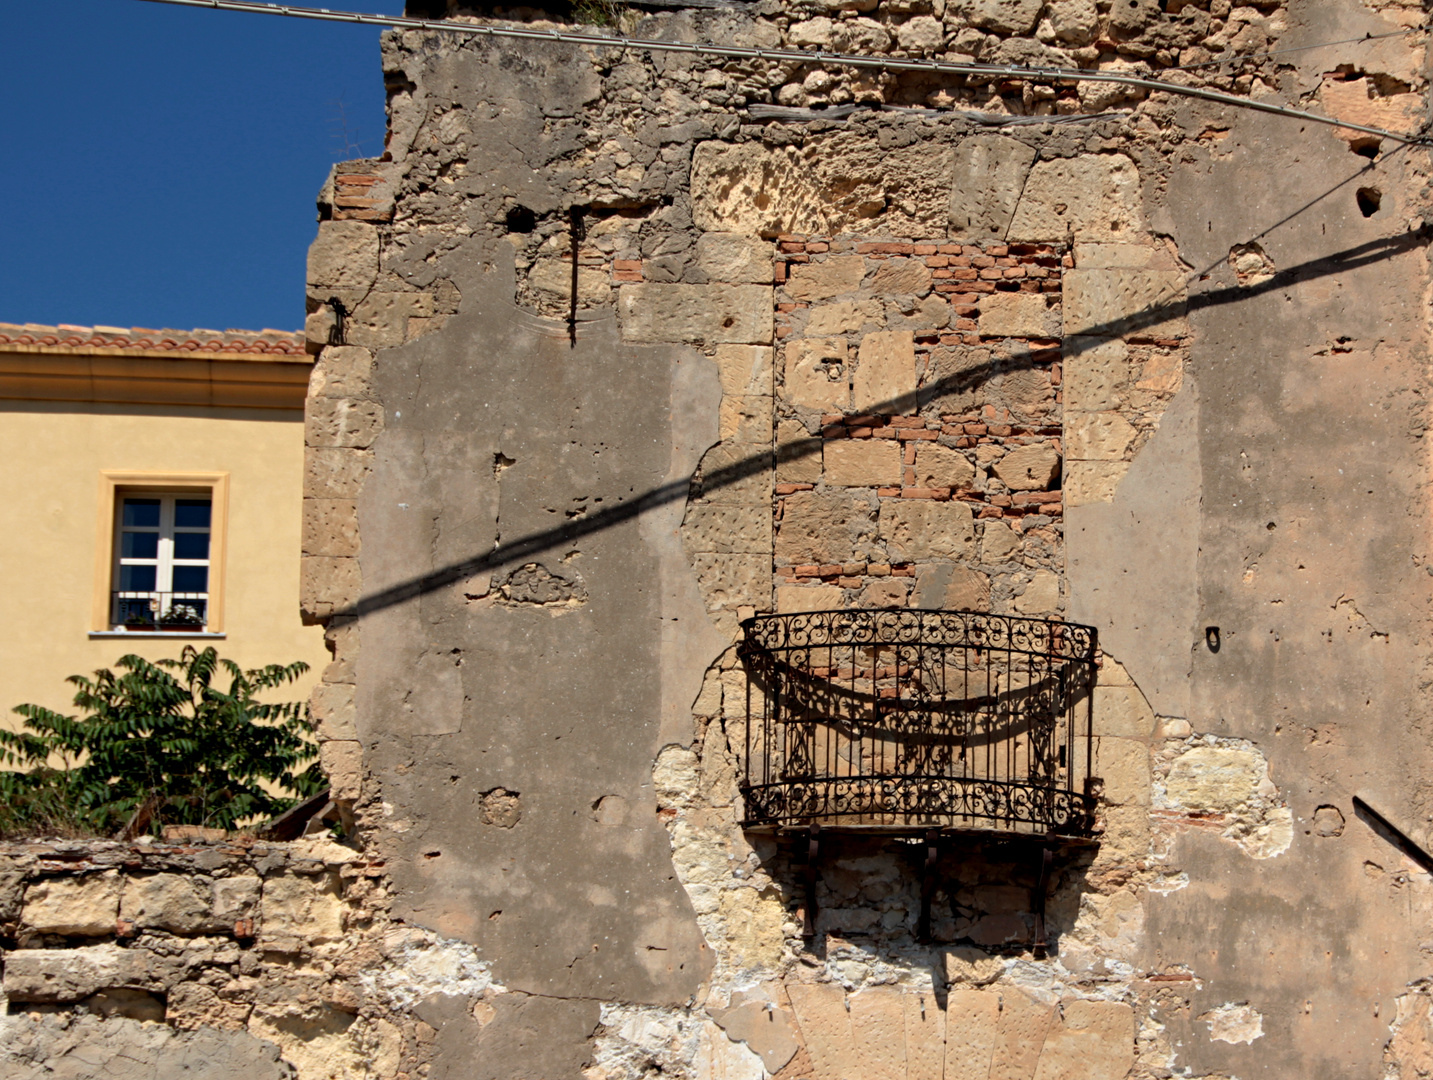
[0, 400, 327, 729]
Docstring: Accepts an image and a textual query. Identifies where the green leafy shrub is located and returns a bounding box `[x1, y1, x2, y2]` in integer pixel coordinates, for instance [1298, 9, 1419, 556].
[0, 646, 323, 838]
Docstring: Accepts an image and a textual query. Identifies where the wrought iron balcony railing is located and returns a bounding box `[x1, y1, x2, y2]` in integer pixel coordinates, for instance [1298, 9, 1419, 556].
[737, 609, 1100, 840]
[112, 591, 209, 632]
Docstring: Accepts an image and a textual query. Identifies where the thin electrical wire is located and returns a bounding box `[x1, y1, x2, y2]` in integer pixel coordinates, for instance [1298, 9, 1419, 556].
[134, 0, 1433, 147]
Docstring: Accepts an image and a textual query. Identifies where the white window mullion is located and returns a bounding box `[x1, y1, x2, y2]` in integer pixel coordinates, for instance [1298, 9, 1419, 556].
[157, 496, 176, 596]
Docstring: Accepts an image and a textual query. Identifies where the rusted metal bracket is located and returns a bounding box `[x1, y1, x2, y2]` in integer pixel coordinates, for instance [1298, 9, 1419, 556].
[802, 822, 820, 939]
[917, 829, 939, 942]
[568, 205, 586, 348]
[1031, 845, 1054, 958]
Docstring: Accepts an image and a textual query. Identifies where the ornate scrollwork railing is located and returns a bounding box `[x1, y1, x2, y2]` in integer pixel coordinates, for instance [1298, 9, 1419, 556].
[737, 609, 1099, 838]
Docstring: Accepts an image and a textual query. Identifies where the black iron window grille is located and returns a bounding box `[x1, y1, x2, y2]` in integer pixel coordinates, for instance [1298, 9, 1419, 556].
[738, 609, 1100, 840]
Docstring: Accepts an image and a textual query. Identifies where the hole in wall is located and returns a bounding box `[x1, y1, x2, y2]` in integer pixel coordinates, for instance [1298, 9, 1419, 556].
[505, 205, 537, 233]
[1350, 137, 1382, 159]
[1356, 187, 1382, 217]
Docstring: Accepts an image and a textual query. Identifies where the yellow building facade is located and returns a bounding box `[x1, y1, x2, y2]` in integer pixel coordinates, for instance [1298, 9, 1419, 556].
[0, 322, 327, 726]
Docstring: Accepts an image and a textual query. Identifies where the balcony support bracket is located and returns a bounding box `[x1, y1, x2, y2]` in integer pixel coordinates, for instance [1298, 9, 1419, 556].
[917, 829, 939, 942]
[1032, 844, 1054, 958]
[801, 822, 821, 940]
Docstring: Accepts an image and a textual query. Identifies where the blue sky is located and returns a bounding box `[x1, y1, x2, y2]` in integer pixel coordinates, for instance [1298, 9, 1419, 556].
[1, 0, 404, 333]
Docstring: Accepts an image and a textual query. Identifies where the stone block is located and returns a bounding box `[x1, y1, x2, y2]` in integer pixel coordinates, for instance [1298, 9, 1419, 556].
[261, 872, 345, 944]
[528, 260, 611, 307]
[618, 284, 774, 345]
[310, 346, 374, 400]
[950, 134, 1038, 239]
[1045, 0, 1098, 43]
[307, 220, 379, 291]
[1096, 737, 1150, 806]
[1007, 155, 1145, 243]
[697, 443, 774, 505]
[1164, 746, 1263, 813]
[697, 233, 776, 284]
[319, 739, 363, 801]
[777, 420, 822, 482]
[343, 291, 435, 349]
[825, 440, 902, 487]
[854, 331, 918, 413]
[121, 874, 213, 934]
[777, 584, 845, 613]
[720, 394, 774, 445]
[717, 887, 786, 971]
[990, 989, 1056, 1080]
[691, 141, 828, 237]
[785, 256, 867, 302]
[945, 566, 991, 611]
[2, 944, 168, 1002]
[301, 556, 360, 618]
[306, 397, 384, 450]
[212, 876, 261, 925]
[1066, 411, 1137, 462]
[683, 504, 772, 555]
[784, 337, 850, 411]
[777, 491, 879, 564]
[992, 444, 1060, 490]
[1063, 337, 1129, 412]
[903, 990, 945, 1080]
[944, 947, 1005, 986]
[715, 343, 775, 398]
[849, 988, 907, 1080]
[304, 447, 373, 500]
[311, 681, 358, 741]
[879, 500, 974, 561]
[1093, 685, 1155, 737]
[806, 300, 885, 336]
[303, 499, 359, 558]
[980, 292, 1059, 339]
[168, 983, 252, 1032]
[967, 0, 1043, 33]
[690, 553, 771, 610]
[22, 872, 120, 936]
[1032, 1001, 1135, 1080]
[980, 519, 1021, 563]
[709, 1001, 801, 1074]
[945, 988, 1000, 1080]
[869, 259, 932, 297]
[860, 579, 908, 607]
[1073, 242, 1161, 269]
[1013, 569, 1060, 614]
[1062, 268, 1186, 339]
[895, 13, 944, 52]
[1063, 460, 1128, 505]
[914, 443, 976, 489]
[786, 982, 855, 1080]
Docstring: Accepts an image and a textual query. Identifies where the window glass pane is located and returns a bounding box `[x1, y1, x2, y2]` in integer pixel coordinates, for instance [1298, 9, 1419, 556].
[173, 532, 210, 560]
[172, 565, 209, 593]
[121, 531, 159, 559]
[122, 498, 161, 527]
[120, 565, 157, 591]
[174, 499, 212, 528]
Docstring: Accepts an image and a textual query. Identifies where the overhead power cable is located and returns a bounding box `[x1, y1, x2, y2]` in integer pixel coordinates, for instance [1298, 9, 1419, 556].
[135, 0, 1432, 147]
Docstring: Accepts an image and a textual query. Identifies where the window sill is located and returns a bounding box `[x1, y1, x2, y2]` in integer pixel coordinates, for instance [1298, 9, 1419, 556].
[89, 631, 227, 639]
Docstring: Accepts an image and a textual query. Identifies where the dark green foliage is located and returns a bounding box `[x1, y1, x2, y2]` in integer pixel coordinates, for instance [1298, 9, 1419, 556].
[0, 646, 322, 838]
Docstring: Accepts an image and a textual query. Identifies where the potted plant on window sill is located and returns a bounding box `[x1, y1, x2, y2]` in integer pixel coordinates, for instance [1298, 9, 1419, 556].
[158, 605, 205, 633]
[123, 614, 158, 632]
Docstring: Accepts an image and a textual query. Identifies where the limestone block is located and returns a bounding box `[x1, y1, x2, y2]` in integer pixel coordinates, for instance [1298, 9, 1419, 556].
[168, 983, 252, 1032]
[806, 299, 885, 336]
[1093, 685, 1155, 737]
[212, 876, 261, 925]
[980, 519, 1021, 563]
[528, 260, 611, 307]
[945, 567, 991, 611]
[697, 443, 773, 506]
[1007, 155, 1145, 243]
[979, 292, 1059, 339]
[991, 444, 1060, 490]
[22, 872, 120, 936]
[301, 556, 360, 617]
[1320, 78, 1423, 140]
[3, 944, 169, 1002]
[1062, 268, 1186, 339]
[861, 579, 908, 607]
[1066, 411, 1137, 462]
[1032, 1001, 1135, 1080]
[777, 584, 845, 613]
[720, 394, 774, 445]
[895, 13, 944, 52]
[1164, 746, 1262, 813]
[319, 739, 363, 801]
[785, 338, 850, 411]
[950, 135, 1038, 239]
[777, 491, 879, 564]
[903, 991, 945, 1080]
[788, 16, 837, 47]
[249, 1004, 363, 1080]
[944, 946, 1005, 986]
[345, 291, 437, 349]
[1013, 569, 1060, 614]
[304, 447, 373, 500]
[1096, 737, 1150, 806]
[1097, 806, 1151, 864]
[1073, 242, 1162, 269]
[990, 989, 1056, 1080]
[306, 398, 384, 450]
[691, 553, 771, 610]
[854, 331, 918, 413]
[777, 419, 822, 482]
[121, 874, 213, 934]
[697, 233, 776, 284]
[1136, 350, 1182, 394]
[879, 500, 975, 561]
[695, 1018, 767, 1080]
[619, 284, 774, 345]
[1063, 460, 1128, 505]
[870, 259, 933, 297]
[849, 988, 907, 1080]
[718, 887, 786, 971]
[691, 142, 828, 237]
[825, 440, 903, 487]
[786, 257, 867, 303]
[311, 681, 358, 741]
[683, 504, 772, 555]
[787, 982, 856, 1080]
[1063, 337, 1129, 412]
[914, 443, 976, 490]
[1045, 0, 1098, 43]
[310, 346, 374, 400]
[261, 873, 345, 944]
[307, 220, 379, 291]
[715, 343, 775, 398]
[967, 0, 1044, 33]
[709, 1001, 801, 1074]
[653, 746, 700, 808]
[945, 988, 1001, 1080]
[1061, 889, 1144, 972]
[303, 499, 359, 558]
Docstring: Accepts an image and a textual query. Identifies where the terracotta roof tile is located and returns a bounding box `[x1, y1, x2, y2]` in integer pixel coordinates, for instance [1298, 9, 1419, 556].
[0, 321, 306, 357]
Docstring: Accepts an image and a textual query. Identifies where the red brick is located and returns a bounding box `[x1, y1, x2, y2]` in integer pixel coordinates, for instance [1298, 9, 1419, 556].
[978, 506, 1005, 519]
[990, 494, 1013, 507]
[979, 268, 1004, 281]
[613, 269, 642, 282]
[1040, 503, 1063, 516]
[1003, 267, 1026, 279]
[848, 426, 873, 438]
[774, 262, 787, 284]
[877, 486, 902, 497]
[795, 564, 821, 577]
[838, 576, 862, 588]
[925, 255, 949, 268]
[613, 259, 642, 271]
[776, 483, 814, 495]
[902, 487, 951, 500]
[776, 233, 807, 243]
[891, 565, 915, 576]
[951, 268, 979, 281]
[971, 256, 996, 269]
[818, 564, 842, 577]
[857, 242, 915, 254]
[842, 563, 866, 575]
[938, 244, 961, 254]
[779, 241, 806, 253]
[896, 429, 939, 440]
[914, 243, 938, 255]
[904, 443, 918, 464]
[889, 416, 926, 428]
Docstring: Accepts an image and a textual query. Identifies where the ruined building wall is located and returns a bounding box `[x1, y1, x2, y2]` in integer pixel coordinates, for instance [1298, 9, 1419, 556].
[5, 0, 1432, 1076]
